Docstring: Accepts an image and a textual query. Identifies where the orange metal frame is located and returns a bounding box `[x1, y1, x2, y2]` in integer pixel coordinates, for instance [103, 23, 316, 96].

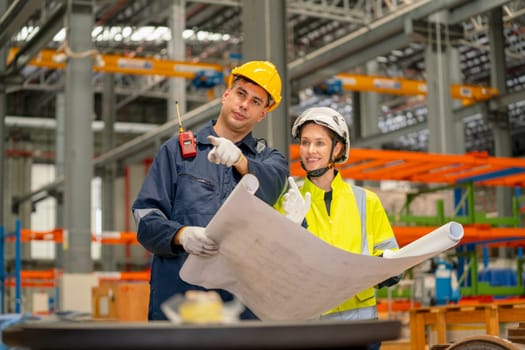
[394, 225, 525, 247]
[12, 228, 139, 245]
[7, 149, 524, 279]
[5, 230, 146, 286]
[290, 146, 525, 187]
[291, 146, 525, 246]
[4, 269, 150, 286]
[11, 147, 525, 249]
[11, 224, 525, 283]
[18, 225, 525, 251]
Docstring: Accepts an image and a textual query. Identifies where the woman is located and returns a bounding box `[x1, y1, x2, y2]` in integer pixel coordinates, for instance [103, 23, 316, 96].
[283, 106, 400, 350]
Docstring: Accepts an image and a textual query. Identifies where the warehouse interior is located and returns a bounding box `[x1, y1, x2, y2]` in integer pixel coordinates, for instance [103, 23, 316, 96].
[1, 0, 525, 349]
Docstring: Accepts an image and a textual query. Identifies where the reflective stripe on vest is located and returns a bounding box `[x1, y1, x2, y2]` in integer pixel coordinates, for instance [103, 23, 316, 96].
[320, 305, 378, 321]
[351, 185, 369, 256]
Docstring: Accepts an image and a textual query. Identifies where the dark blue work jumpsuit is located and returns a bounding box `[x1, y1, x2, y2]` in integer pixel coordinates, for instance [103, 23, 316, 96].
[132, 120, 288, 320]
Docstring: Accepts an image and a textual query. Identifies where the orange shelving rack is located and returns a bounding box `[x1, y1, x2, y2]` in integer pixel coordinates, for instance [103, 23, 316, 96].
[290, 146, 525, 245]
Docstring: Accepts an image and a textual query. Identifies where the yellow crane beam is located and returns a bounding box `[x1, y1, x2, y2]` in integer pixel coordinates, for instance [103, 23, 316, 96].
[336, 73, 499, 104]
[7, 47, 223, 79]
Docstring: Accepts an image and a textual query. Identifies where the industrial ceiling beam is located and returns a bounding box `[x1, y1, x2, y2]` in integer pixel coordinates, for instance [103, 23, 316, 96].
[354, 88, 525, 149]
[4, 1, 66, 78]
[288, 0, 512, 90]
[17, 86, 524, 209]
[11, 98, 222, 209]
[0, 0, 42, 48]
[291, 29, 419, 91]
[289, 0, 431, 82]
[93, 97, 221, 167]
[15, 0, 521, 208]
[448, 0, 513, 24]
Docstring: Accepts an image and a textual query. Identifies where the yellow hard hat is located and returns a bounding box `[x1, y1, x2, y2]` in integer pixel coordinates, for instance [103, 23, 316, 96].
[228, 61, 282, 112]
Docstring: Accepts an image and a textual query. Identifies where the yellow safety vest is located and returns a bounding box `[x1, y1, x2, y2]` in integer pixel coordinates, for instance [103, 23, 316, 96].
[301, 172, 398, 315]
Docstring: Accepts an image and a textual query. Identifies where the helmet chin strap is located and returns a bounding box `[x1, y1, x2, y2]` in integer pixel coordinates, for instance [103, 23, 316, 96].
[302, 161, 331, 178]
[302, 137, 337, 178]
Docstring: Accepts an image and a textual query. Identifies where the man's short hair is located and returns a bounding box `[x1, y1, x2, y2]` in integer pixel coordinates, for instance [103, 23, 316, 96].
[232, 75, 274, 108]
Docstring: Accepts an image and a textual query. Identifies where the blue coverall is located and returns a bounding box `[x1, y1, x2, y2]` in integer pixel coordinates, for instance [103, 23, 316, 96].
[132, 120, 288, 320]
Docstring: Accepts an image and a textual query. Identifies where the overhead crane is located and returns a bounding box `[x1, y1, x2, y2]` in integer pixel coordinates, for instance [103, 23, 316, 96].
[332, 73, 499, 105]
[7, 47, 223, 79]
[8, 47, 498, 103]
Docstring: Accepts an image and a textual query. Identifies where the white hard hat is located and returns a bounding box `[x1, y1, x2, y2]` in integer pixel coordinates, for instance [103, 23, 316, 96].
[292, 107, 350, 163]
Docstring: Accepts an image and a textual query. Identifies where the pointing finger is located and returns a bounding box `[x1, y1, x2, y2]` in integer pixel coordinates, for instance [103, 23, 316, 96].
[207, 135, 219, 146]
[288, 176, 300, 193]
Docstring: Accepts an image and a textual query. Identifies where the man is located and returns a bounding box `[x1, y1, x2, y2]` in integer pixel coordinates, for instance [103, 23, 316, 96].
[132, 61, 288, 320]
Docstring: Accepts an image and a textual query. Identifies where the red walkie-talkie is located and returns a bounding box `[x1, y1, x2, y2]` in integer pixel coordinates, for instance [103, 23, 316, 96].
[176, 101, 197, 158]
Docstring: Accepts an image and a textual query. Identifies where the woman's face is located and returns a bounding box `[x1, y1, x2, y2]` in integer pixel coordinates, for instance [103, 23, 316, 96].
[299, 123, 342, 172]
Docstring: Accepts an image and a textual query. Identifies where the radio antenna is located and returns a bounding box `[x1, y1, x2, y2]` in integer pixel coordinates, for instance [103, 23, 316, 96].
[176, 101, 184, 133]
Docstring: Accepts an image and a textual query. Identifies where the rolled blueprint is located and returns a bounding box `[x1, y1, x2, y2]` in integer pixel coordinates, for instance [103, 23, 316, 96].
[181, 179, 465, 320]
[383, 221, 464, 259]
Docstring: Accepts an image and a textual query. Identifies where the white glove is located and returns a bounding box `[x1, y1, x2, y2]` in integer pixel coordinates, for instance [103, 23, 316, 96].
[283, 176, 311, 224]
[207, 135, 242, 167]
[179, 226, 218, 256]
[382, 249, 396, 258]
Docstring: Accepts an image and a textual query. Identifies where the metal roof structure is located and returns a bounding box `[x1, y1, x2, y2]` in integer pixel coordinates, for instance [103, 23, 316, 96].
[2, 0, 525, 157]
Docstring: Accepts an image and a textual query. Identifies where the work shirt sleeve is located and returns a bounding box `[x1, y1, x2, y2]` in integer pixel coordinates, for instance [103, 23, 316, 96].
[132, 143, 184, 257]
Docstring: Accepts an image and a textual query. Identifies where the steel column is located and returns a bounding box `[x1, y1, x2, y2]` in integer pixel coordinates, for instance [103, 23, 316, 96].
[63, 0, 94, 273]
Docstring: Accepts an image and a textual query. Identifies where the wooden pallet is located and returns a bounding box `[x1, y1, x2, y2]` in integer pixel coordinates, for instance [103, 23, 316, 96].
[507, 322, 525, 344]
[409, 301, 525, 350]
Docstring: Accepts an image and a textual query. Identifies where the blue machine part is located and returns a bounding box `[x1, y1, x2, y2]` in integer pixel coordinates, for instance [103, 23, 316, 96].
[313, 78, 343, 95]
[435, 257, 460, 305]
[456, 167, 525, 184]
[229, 52, 242, 61]
[478, 268, 518, 287]
[192, 70, 224, 88]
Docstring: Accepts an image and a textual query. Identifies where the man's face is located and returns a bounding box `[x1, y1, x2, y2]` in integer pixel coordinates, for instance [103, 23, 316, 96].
[220, 79, 269, 134]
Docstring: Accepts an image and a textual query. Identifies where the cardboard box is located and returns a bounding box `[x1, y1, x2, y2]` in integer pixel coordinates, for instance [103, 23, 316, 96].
[92, 281, 149, 321]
